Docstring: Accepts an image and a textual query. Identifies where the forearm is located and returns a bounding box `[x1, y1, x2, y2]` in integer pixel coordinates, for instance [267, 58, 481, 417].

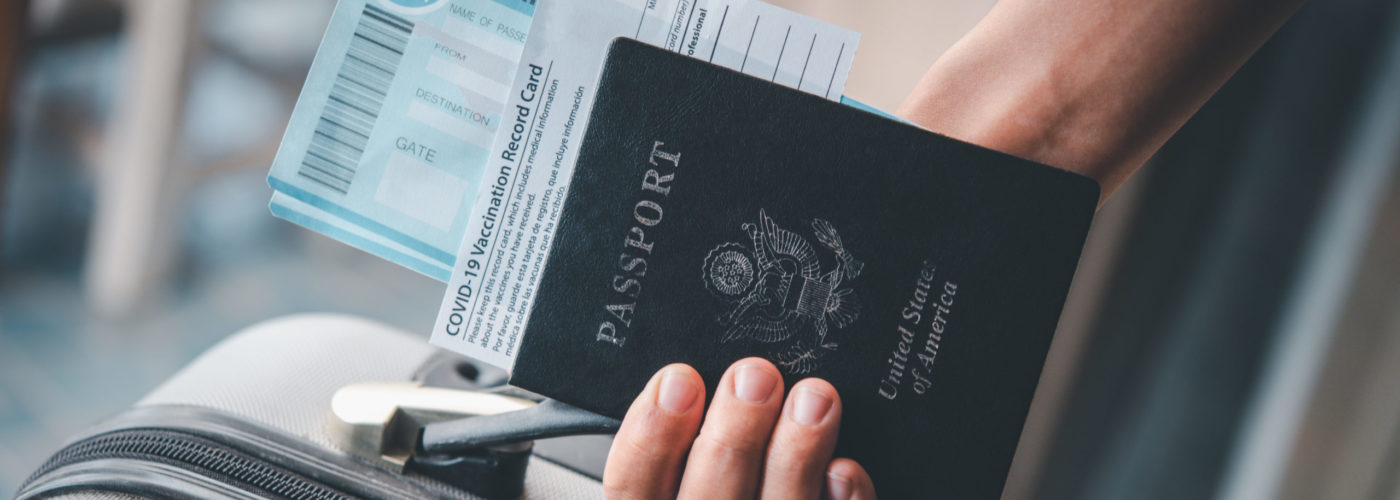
[897, 0, 1303, 202]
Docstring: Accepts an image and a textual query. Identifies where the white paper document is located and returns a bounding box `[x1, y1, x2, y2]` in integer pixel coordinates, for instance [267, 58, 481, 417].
[430, 0, 860, 369]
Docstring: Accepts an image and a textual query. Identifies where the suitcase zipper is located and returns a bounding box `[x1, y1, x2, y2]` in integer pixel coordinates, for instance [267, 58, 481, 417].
[22, 428, 355, 499]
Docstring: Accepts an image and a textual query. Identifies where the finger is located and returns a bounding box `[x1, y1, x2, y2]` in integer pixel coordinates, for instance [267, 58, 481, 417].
[759, 378, 842, 499]
[824, 458, 877, 500]
[677, 357, 785, 500]
[604, 364, 705, 500]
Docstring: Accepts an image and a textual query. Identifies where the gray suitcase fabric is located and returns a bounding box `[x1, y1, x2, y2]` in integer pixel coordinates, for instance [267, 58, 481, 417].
[51, 313, 604, 499]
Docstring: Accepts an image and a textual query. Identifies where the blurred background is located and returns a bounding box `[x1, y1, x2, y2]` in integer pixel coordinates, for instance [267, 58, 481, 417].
[0, 0, 1397, 498]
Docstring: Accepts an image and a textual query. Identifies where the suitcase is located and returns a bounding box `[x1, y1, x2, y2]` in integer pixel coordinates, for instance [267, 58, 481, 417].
[14, 314, 610, 499]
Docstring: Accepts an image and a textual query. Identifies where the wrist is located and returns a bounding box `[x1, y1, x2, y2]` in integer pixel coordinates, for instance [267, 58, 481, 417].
[896, 30, 1130, 202]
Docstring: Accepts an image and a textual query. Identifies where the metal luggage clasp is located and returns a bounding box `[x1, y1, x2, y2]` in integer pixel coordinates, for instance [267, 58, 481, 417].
[329, 381, 619, 499]
[329, 382, 535, 470]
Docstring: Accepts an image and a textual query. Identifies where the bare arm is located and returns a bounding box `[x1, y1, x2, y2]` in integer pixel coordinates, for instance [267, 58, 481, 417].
[897, 0, 1305, 203]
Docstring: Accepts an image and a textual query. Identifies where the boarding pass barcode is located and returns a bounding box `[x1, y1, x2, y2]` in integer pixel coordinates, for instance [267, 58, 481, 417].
[298, 4, 413, 194]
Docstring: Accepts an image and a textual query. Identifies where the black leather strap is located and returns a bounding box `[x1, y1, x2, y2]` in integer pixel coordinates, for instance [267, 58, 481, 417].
[419, 399, 621, 454]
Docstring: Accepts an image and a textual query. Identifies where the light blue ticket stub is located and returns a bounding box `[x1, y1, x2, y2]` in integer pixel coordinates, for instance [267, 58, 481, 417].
[267, 0, 534, 276]
[269, 0, 884, 281]
[270, 191, 453, 280]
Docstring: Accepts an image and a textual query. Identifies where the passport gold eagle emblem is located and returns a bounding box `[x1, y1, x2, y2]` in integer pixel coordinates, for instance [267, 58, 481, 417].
[703, 209, 865, 374]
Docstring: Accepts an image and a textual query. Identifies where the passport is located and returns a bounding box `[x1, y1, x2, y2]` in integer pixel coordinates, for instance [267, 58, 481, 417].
[508, 38, 1099, 498]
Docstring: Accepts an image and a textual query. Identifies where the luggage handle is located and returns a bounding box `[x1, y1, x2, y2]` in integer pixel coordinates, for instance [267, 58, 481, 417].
[329, 381, 536, 470]
[330, 381, 619, 499]
[419, 397, 620, 453]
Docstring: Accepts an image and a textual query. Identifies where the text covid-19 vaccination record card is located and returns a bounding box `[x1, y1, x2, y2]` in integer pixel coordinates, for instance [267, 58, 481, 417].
[428, 0, 860, 369]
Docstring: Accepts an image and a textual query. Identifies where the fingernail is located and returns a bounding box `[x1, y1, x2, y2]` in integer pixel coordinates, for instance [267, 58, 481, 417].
[733, 363, 777, 404]
[656, 369, 698, 414]
[826, 472, 854, 500]
[791, 387, 833, 425]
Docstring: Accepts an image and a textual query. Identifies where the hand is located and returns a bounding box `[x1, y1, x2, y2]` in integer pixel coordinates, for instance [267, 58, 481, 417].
[603, 357, 876, 499]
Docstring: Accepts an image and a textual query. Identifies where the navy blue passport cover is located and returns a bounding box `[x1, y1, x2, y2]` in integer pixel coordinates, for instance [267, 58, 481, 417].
[509, 38, 1099, 498]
